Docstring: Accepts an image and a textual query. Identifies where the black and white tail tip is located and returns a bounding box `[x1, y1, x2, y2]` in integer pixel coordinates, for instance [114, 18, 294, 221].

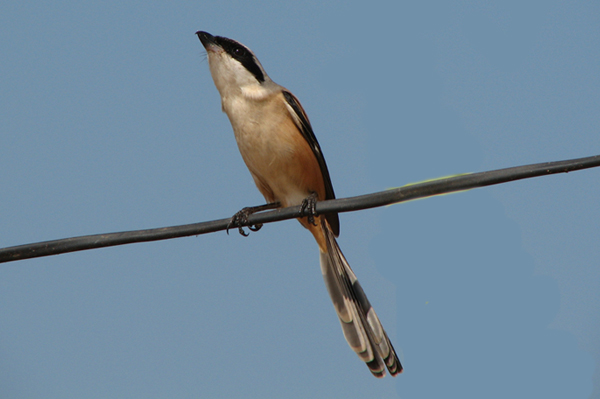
[320, 220, 403, 377]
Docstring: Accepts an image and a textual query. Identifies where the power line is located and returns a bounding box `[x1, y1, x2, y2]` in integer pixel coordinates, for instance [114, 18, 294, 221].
[1, 154, 599, 264]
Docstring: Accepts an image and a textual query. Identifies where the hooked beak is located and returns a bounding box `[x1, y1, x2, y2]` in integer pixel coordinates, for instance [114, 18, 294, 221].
[196, 31, 220, 52]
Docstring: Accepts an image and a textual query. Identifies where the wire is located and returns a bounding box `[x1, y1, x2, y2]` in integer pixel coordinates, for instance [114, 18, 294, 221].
[1, 154, 599, 264]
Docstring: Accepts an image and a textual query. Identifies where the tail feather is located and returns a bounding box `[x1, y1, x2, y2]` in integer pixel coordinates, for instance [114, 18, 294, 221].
[319, 219, 403, 377]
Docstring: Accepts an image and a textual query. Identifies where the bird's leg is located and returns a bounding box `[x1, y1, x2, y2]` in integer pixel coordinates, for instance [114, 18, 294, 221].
[227, 202, 281, 236]
[299, 192, 319, 227]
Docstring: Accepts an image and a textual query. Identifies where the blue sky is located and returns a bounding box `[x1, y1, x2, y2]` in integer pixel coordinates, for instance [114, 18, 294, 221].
[1, 1, 599, 398]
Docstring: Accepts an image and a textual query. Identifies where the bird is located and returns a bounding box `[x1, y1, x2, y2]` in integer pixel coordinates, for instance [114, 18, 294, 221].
[196, 31, 402, 378]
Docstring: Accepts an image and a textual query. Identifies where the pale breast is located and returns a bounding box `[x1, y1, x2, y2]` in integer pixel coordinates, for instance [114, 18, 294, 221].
[223, 91, 326, 208]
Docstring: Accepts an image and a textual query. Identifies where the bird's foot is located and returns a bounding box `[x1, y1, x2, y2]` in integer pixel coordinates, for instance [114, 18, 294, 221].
[227, 202, 280, 236]
[299, 192, 319, 227]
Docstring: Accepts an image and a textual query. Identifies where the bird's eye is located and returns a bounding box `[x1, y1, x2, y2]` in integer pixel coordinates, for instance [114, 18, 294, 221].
[233, 46, 246, 56]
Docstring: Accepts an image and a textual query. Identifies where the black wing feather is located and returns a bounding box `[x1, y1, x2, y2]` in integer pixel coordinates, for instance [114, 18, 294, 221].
[282, 90, 340, 236]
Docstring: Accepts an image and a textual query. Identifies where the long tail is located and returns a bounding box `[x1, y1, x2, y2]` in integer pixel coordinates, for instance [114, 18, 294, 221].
[319, 219, 403, 378]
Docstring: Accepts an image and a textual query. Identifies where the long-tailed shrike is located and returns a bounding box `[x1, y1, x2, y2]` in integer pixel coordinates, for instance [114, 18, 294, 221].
[196, 31, 402, 378]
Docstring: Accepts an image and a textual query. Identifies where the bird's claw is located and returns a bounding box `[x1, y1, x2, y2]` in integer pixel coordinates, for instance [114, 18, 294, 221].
[300, 192, 319, 227]
[227, 208, 263, 236]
